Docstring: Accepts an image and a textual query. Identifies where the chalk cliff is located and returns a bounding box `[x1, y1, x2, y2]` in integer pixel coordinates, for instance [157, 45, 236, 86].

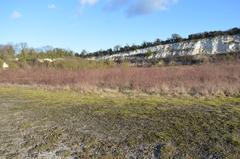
[96, 34, 240, 60]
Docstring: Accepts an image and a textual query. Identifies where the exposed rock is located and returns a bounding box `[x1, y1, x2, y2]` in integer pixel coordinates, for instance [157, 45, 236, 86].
[2, 62, 9, 70]
[95, 34, 240, 61]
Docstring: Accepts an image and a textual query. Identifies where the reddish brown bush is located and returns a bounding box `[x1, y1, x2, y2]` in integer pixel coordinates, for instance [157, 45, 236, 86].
[0, 61, 240, 96]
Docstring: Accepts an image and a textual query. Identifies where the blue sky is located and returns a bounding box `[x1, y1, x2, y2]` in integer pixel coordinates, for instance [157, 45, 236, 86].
[0, 0, 239, 53]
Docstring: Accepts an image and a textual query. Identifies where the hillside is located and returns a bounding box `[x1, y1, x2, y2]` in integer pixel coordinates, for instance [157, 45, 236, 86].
[80, 28, 240, 63]
[99, 34, 240, 61]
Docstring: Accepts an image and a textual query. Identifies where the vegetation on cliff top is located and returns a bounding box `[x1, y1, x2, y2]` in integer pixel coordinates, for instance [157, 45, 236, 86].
[79, 27, 240, 58]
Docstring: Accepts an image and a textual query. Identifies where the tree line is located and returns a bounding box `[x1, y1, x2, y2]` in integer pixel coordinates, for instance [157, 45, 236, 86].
[0, 43, 74, 63]
[76, 27, 240, 58]
[1, 27, 240, 62]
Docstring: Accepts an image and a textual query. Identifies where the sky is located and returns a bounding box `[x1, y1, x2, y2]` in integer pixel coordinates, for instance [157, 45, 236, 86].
[0, 0, 240, 53]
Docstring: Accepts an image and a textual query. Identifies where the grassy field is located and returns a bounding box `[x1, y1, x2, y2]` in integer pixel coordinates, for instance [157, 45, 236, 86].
[0, 86, 240, 158]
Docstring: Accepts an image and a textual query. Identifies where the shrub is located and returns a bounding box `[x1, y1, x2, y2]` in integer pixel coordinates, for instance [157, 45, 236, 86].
[0, 61, 239, 96]
[0, 58, 3, 68]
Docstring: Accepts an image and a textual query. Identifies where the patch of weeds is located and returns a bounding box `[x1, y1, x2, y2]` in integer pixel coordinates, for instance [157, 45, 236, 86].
[29, 128, 62, 153]
[55, 149, 71, 157]
[153, 132, 171, 142]
[18, 121, 32, 130]
[226, 135, 240, 147]
[161, 142, 177, 159]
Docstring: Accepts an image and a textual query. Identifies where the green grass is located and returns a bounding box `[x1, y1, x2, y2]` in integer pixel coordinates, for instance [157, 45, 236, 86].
[0, 86, 240, 158]
[0, 86, 239, 109]
[1, 86, 240, 119]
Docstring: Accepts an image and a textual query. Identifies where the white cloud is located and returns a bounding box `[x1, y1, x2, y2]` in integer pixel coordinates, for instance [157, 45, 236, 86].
[80, 0, 98, 6]
[11, 10, 22, 19]
[48, 4, 56, 9]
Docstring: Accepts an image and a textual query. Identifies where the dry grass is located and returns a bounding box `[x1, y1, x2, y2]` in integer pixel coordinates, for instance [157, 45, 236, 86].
[0, 61, 240, 96]
[0, 87, 240, 158]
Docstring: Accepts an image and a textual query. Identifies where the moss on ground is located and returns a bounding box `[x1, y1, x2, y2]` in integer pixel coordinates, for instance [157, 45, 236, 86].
[0, 86, 239, 109]
[0, 86, 240, 158]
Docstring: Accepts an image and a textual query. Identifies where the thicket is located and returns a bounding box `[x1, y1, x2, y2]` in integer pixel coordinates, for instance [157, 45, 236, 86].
[0, 43, 76, 69]
[1, 60, 240, 96]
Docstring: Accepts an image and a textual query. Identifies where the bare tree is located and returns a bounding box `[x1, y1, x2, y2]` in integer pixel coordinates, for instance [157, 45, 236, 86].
[0, 44, 15, 60]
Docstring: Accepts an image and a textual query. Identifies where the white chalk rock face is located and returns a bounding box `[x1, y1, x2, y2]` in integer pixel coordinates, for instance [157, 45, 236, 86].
[3, 62, 9, 69]
[98, 34, 240, 60]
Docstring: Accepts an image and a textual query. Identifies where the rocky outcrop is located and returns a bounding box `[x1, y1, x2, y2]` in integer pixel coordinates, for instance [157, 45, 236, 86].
[96, 34, 240, 61]
[2, 62, 9, 70]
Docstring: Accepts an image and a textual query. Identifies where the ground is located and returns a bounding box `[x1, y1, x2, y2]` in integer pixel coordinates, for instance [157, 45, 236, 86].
[0, 87, 240, 159]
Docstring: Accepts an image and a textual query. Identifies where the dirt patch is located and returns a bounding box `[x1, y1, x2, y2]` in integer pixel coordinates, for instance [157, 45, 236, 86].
[0, 88, 240, 158]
